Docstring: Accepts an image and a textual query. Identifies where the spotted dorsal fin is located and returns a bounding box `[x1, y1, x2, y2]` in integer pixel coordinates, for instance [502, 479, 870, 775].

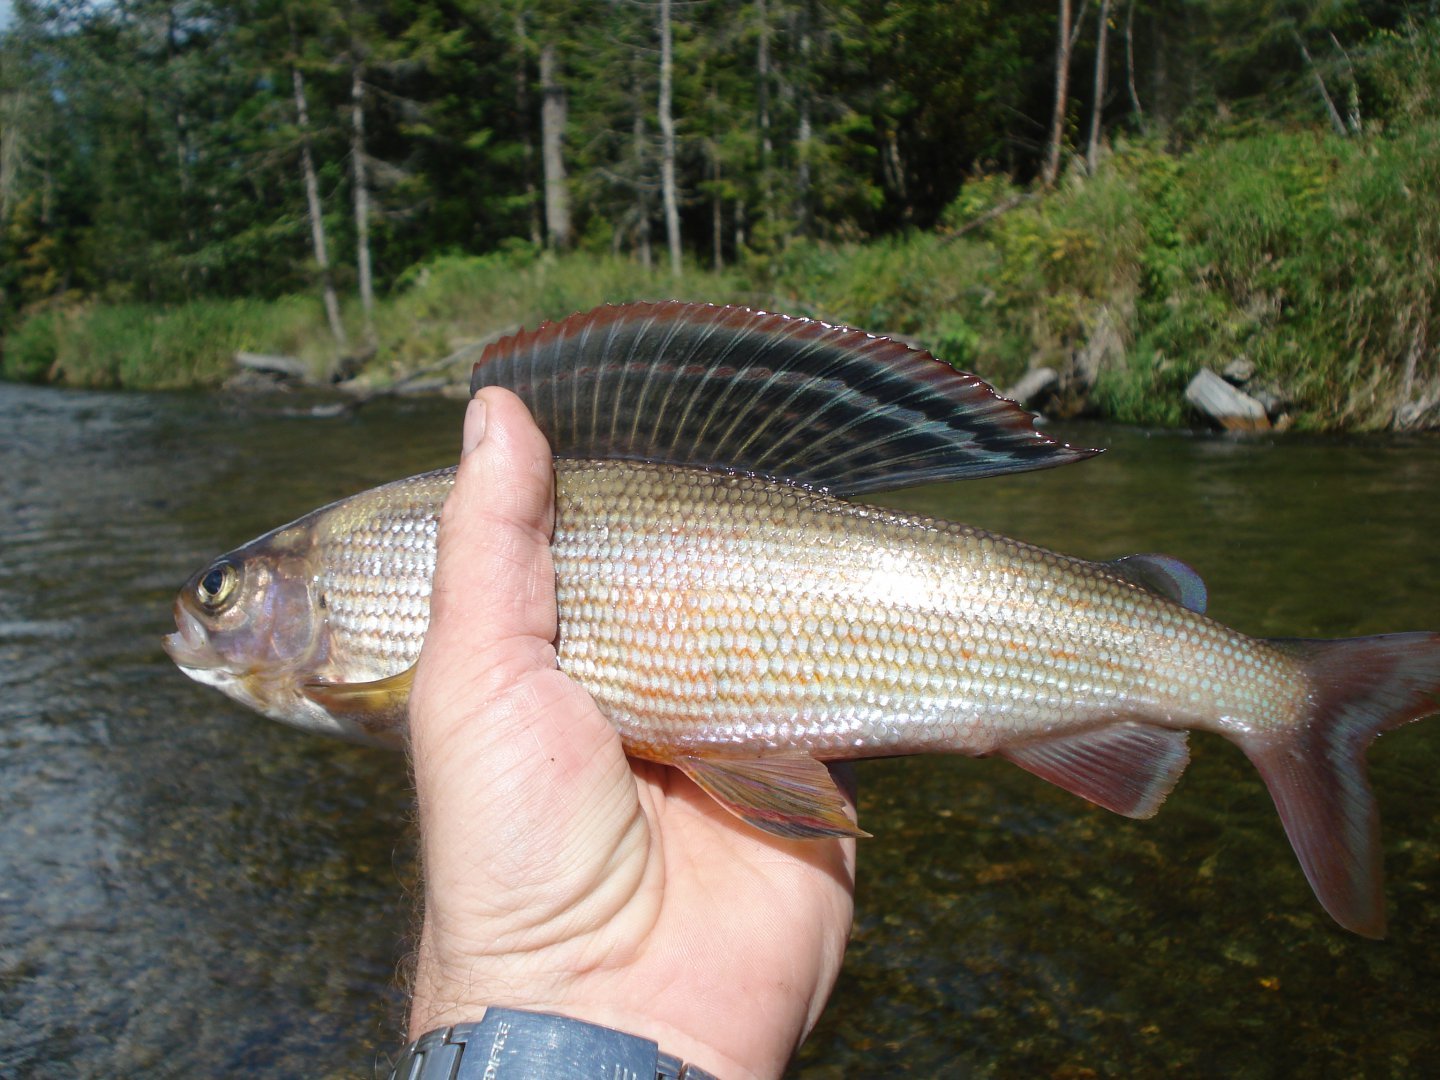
[471, 302, 1099, 495]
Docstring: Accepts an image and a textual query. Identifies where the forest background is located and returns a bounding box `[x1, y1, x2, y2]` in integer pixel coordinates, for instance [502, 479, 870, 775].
[1, 0, 1437, 429]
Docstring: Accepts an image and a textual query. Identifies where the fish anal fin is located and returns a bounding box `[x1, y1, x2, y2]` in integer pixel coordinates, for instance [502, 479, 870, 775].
[1235, 632, 1440, 938]
[1105, 553, 1208, 614]
[301, 665, 414, 734]
[672, 751, 868, 840]
[1000, 722, 1190, 820]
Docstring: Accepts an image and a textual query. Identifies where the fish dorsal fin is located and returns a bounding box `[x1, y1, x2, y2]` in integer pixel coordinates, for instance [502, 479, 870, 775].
[1105, 553, 1208, 614]
[472, 302, 1099, 495]
[1000, 721, 1191, 819]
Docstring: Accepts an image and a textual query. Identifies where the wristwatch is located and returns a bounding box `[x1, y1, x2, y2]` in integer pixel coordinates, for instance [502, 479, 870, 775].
[388, 1008, 722, 1079]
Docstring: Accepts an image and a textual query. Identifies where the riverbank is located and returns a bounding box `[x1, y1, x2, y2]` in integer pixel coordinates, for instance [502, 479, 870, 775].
[4, 122, 1438, 431]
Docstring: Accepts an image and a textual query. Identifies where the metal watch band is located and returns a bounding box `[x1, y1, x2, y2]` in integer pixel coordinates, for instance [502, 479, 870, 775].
[388, 1007, 721, 1080]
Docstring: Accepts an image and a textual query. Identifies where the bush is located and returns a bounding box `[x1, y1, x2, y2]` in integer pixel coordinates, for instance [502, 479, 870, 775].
[1113, 126, 1440, 428]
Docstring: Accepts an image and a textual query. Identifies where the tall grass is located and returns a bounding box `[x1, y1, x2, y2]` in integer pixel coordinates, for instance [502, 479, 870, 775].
[1, 296, 327, 388]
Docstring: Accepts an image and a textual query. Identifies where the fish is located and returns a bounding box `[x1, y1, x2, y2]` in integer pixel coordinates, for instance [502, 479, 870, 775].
[164, 300, 1440, 938]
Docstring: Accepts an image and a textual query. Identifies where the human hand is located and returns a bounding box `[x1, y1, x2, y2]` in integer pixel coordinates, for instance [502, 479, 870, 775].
[407, 388, 857, 1080]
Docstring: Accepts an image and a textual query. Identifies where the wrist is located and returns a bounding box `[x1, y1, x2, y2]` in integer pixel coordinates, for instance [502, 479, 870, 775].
[409, 988, 746, 1080]
[409, 909, 821, 1079]
[391, 1009, 721, 1079]
[409, 932, 731, 1075]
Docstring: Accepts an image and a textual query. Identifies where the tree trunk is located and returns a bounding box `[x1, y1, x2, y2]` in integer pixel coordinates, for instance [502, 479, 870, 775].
[514, 11, 542, 247]
[539, 42, 572, 249]
[165, 7, 198, 291]
[882, 128, 908, 204]
[710, 147, 723, 272]
[1042, 0, 1074, 188]
[756, 0, 774, 230]
[632, 82, 652, 270]
[658, 0, 682, 278]
[350, 56, 375, 339]
[1291, 26, 1347, 137]
[795, 12, 813, 235]
[0, 90, 22, 227]
[1124, 0, 1145, 133]
[1086, 0, 1111, 175]
[290, 56, 348, 353]
[1328, 31, 1362, 134]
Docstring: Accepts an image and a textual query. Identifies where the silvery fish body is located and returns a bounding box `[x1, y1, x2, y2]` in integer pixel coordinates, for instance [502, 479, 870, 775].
[165, 301, 1440, 938]
[262, 459, 1305, 759]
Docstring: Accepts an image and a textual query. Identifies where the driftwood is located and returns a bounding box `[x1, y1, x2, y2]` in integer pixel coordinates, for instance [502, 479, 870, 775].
[1185, 368, 1270, 431]
[234, 351, 312, 381]
[311, 325, 524, 418]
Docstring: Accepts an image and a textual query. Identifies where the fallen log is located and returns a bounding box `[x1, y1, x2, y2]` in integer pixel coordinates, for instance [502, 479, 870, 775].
[318, 325, 523, 416]
[1002, 367, 1059, 408]
[1185, 368, 1270, 431]
[234, 351, 312, 381]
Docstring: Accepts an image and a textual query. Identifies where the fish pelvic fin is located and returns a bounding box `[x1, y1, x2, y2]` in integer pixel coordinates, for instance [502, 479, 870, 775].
[672, 751, 868, 840]
[301, 665, 415, 738]
[1238, 632, 1440, 938]
[999, 722, 1191, 819]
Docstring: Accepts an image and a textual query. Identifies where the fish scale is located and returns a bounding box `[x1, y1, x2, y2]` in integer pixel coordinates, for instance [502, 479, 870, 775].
[547, 460, 1310, 760]
[314, 470, 448, 673]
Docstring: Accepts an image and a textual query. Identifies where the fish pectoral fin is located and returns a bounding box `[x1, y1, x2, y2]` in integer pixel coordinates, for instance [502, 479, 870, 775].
[673, 752, 868, 840]
[999, 722, 1190, 820]
[301, 665, 415, 732]
[1104, 554, 1208, 614]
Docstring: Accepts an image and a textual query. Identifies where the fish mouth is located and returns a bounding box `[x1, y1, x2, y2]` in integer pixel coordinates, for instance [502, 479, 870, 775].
[162, 604, 226, 671]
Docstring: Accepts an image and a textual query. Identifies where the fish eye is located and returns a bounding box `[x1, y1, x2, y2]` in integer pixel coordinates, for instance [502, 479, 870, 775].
[196, 560, 239, 612]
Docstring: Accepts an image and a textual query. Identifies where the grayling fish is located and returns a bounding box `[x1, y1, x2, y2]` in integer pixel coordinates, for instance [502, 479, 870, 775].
[164, 301, 1440, 937]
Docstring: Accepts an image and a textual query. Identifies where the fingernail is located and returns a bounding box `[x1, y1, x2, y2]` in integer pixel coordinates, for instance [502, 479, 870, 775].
[462, 395, 488, 456]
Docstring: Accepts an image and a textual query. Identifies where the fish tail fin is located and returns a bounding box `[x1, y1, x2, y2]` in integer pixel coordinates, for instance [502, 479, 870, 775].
[1236, 632, 1440, 938]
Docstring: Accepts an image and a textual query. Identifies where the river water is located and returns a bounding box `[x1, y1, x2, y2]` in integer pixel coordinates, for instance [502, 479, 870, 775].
[2, 382, 1438, 1077]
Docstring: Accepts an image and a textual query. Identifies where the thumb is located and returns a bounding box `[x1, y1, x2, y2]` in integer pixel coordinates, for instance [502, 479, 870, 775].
[425, 386, 559, 683]
[409, 388, 633, 860]
[412, 387, 560, 757]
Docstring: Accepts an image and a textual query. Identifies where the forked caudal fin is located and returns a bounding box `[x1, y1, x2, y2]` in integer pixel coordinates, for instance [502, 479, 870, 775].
[1235, 632, 1440, 938]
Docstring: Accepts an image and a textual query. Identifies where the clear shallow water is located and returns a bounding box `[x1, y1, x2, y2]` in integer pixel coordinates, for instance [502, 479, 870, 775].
[1, 383, 1437, 1077]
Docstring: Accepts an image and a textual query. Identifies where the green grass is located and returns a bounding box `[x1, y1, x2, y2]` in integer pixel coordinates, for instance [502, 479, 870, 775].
[1, 296, 326, 388]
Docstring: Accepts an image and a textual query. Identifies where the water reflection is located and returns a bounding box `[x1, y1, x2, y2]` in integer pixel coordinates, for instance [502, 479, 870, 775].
[1, 384, 1436, 1077]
